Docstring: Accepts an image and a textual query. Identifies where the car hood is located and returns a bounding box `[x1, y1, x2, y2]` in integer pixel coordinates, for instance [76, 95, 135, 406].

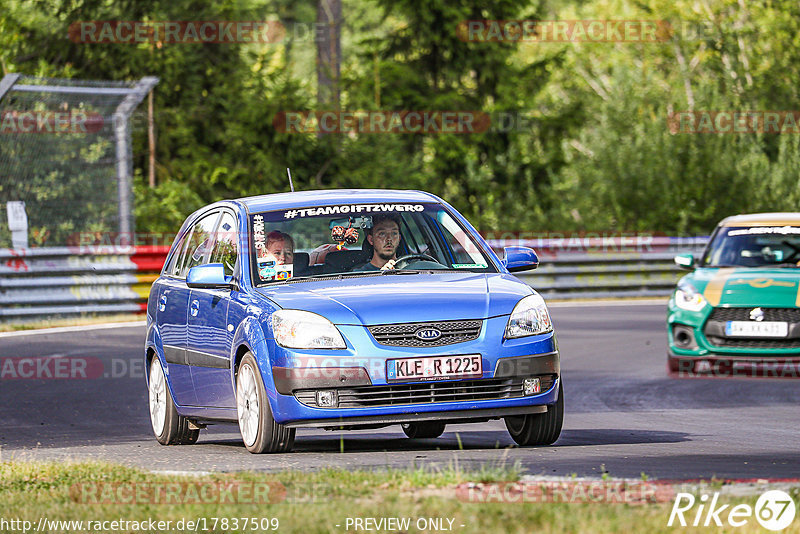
[255, 272, 533, 325]
[687, 267, 800, 307]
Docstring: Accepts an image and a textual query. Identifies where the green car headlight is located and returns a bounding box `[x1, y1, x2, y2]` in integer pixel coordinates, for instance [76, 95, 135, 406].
[674, 281, 707, 312]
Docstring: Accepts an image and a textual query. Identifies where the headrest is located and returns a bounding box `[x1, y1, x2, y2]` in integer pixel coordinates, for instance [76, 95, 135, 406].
[324, 249, 368, 273]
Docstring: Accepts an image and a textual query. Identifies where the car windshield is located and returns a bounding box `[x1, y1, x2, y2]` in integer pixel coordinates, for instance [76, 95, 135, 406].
[703, 226, 800, 268]
[249, 202, 496, 285]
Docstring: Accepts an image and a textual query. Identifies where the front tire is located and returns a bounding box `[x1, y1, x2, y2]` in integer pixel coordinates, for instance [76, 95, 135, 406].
[148, 357, 200, 445]
[504, 380, 564, 446]
[236, 353, 295, 453]
[402, 422, 446, 439]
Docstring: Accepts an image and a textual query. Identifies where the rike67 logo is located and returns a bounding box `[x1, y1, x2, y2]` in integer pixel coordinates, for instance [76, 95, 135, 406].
[669, 490, 796, 531]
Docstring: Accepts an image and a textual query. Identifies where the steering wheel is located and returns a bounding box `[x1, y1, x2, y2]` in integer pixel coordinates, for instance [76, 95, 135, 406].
[393, 253, 443, 270]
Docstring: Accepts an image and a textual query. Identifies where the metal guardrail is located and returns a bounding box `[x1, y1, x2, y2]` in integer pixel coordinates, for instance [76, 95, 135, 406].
[517, 252, 693, 300]
[488, 236, 709, 300]
[0, 247, 167, 320]
[0, 237, 709, 321]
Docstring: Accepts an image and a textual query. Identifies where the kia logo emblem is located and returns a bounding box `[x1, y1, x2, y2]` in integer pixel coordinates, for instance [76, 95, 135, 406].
[415, 327, 442, 341]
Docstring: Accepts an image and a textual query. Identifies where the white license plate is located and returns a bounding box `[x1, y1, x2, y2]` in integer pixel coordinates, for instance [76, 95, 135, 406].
[725, 321, 788, 337]
[387, 354, 482, 382]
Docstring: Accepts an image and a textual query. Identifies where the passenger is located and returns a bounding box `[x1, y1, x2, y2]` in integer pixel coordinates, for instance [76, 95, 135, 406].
[265, 230, 294, 265]
[353, 215, 400, 271]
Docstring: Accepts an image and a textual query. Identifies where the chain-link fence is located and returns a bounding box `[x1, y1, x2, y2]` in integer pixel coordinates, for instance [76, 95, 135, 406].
[0, 74, 157, 247]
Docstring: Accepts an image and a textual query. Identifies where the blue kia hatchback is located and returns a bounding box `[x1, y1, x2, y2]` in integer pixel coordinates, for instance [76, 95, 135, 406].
[145, 190, 562, 453]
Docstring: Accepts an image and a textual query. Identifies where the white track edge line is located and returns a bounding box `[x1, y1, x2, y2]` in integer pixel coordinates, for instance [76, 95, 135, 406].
[0, 320, 146, 338]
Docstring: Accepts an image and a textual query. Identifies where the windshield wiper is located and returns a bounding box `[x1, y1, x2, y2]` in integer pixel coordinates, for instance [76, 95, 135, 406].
[380, 269, 420, 275]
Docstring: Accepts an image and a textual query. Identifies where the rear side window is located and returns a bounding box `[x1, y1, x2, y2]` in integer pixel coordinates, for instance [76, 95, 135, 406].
[164, 230, 189, 276]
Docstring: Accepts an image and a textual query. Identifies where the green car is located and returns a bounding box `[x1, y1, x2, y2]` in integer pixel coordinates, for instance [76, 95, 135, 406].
[668, 213, 800, 375]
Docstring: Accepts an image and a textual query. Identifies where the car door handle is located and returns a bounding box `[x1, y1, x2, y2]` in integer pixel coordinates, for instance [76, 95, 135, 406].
[190, 299, 200, 317]
[159, 294, 167, 312]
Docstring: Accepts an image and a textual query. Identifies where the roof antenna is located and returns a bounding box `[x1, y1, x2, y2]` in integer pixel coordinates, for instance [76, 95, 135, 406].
[286, 168, 295, 192]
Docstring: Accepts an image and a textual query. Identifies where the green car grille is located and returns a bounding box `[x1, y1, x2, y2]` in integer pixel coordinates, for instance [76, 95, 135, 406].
[704, 307, 800, 349]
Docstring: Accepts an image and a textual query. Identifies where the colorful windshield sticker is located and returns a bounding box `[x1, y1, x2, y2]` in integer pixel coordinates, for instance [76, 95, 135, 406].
[258, 260, 277, 280]
[275, 264, 293, 280]
[258, 261, 293, 281]
[283, 204, 424, 219]
[452, 263, 488, 269]
[728, 226, 800, 236]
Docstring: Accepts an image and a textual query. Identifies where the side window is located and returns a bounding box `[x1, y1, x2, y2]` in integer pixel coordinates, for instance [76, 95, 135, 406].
[435, 211, 488, 266]
[176, 211, 221, 278]
[210, 212, 239, 276]
[164, 229, 189, 276]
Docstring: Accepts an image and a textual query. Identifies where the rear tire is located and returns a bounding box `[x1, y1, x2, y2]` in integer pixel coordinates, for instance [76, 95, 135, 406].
[236, 353, 295, 453]
[148, 357, 200, 445]
[402, 422, 446, 439]
[504, 380, 564, 446]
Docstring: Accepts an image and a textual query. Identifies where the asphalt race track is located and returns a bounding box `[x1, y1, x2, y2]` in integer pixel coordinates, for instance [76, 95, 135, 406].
[2, 302, 799, 480]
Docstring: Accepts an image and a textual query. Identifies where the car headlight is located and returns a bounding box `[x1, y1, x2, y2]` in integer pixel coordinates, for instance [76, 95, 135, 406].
[505, 294, 553, 339]
[674, 281, 707, 312]
[271, 310, 346, 349]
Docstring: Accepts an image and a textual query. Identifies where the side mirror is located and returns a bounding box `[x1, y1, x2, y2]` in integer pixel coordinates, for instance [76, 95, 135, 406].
[674, 253, 696, 270]
[502, 246, 539, 272]
[187, 263, 234, 289]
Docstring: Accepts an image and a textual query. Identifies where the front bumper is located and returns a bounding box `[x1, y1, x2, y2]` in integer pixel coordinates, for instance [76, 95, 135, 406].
[282, 403, 550, 429]
[668, 303, 800, 359]
[668, 301, 800, 377]
[265, 323, 560, 425]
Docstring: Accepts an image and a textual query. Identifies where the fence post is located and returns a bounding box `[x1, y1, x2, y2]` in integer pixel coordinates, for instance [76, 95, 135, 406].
[113, 76, 159, 237]
[0, 73, 21, 102]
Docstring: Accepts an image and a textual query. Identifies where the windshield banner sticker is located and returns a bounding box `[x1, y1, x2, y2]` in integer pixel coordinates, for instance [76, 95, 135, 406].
[728, 226, 800, 236]
[284, 204, 424, 219]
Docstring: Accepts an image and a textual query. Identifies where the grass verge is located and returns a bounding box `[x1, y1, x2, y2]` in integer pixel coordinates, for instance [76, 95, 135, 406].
[1, 460, 798, 533]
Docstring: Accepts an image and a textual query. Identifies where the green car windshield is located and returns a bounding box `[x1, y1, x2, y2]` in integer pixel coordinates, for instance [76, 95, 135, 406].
[249, 202, 496, 285]
[703, 226, 800, 267]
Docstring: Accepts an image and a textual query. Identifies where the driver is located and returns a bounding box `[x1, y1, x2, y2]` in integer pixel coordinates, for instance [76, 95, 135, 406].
[353, 215, 401, 271]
